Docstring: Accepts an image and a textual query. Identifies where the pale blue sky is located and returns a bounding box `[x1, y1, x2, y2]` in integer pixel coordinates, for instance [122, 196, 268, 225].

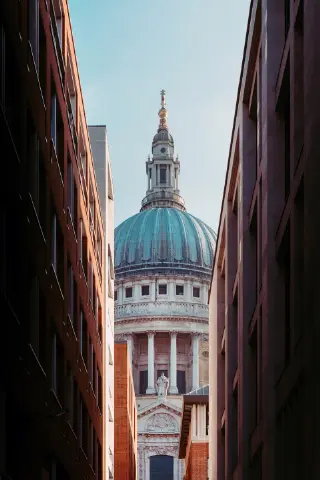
[68, 0, 250, 231]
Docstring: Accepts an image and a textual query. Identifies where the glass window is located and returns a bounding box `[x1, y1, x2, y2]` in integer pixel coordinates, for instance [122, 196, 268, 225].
[51, 330, 64, 402]
[39, 13, 46, 99]
[80, 309, 88, 368]
[141, 285, 149, 296]
[50, 86, 57, 147]
[51, 212, 57, 270]
[159, 284, 167, 295]
[67, 155, 74, 220]
[67, 258, 74, 319]
[176, 285, 184, 296]
[28, 0, 39, 68]
[193, 286, 200, 298]
[125, 287, 133, 298]
[89, 179, 95, 229]
[160, 166, 166, 184]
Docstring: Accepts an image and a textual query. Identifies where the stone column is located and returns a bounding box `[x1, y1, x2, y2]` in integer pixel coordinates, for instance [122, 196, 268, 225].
[185, 280, 191, 300]
[169, 332, 178, 394]
[202, 284, 208, 303]
[192, 333, 200, 391]
[126, 333, 134, 367]
[151, 165, 156, 189]
[118, 283, 123, 304]
[146, 332, 155, 394]
[151, 279, 156, 301]
[168, 280, 175, 301]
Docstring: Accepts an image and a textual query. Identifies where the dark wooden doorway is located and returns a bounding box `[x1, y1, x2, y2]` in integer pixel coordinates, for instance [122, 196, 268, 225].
[139, 370, 148, 394]
[150, 455, 173, 480]
[177, 370, 186, 393]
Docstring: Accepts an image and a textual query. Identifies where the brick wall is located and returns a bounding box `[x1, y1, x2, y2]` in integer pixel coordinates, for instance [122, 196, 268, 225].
[114, 343, 137, 480]
[185, 442, 208, 480]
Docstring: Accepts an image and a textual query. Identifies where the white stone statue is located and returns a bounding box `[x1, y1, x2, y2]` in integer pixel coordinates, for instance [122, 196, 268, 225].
[156, 372, 169, 398]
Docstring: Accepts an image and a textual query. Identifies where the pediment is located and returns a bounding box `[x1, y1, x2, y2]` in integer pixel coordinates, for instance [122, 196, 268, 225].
[145, 412, 179, 433]
[138, 399, 182, 419]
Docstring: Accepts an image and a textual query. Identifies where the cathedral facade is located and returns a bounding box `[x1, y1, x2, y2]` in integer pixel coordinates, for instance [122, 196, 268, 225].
[114, 91, 215, 480]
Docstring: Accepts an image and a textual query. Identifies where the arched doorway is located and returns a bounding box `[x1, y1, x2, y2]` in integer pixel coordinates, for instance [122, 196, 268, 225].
[150, 455, 174, 480]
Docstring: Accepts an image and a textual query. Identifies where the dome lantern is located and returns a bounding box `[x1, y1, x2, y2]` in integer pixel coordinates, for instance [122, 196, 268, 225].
[142, 91, 185, 211]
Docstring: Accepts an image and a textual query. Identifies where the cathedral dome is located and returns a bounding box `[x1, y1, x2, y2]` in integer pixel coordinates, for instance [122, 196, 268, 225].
[115, 207, 216, 277]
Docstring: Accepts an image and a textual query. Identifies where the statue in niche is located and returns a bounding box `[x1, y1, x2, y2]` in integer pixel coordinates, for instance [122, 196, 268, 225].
[156, 372, 169, 398]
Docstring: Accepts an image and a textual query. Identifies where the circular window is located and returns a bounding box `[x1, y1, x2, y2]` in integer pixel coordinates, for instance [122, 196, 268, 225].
[202, 351, 209, 358]
[160, 147, 166, 153]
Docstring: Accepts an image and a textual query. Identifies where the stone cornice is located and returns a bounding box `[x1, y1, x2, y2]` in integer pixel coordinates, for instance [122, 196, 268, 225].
[115, 316, 208, 325]
[116, 275, 211, 284]
[115, 332, 208, 343]
[138, 433, 180, 438]
[137, 401, 182, 419]
[115, 269, 212, 282]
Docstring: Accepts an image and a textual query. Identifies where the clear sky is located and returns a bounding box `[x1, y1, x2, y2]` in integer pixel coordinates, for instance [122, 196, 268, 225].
[68, 0, 250, 231]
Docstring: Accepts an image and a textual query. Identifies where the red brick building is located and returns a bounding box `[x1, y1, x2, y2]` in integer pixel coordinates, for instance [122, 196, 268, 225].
[0, 0, 107, 478]
[114, 342, 138, 480]
[209, 0, 320, 478]
[179, 386, 209, 480]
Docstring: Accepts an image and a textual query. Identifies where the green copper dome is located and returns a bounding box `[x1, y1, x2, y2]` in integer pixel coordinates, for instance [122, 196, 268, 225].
[115, 208, 216, 277]
[115, 92, 216, 278]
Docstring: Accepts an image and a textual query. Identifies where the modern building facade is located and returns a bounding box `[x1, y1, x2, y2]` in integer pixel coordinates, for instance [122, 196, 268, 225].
[209, 0, 319, 478]
[0, 0, 109, 478]
[115, 91, 216, 480]
[179, 386, 209, 480]
[90, 126, 115, 479]
[114, 342, 138, 480]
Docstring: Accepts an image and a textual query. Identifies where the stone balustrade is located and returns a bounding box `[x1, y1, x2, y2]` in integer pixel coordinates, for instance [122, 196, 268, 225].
[115, 301, 209, 319]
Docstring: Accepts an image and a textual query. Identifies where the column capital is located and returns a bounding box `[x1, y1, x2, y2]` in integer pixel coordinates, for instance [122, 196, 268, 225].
[192, 332, 202, 339]
[115, 333, 132, 342]
[170, 331, 178, 338]
[147, 331, 155, 339]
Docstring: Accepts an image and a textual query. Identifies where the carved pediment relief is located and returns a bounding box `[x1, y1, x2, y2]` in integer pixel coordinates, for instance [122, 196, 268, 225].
[146, 413, 178, 433]
[138, 399, 182, 419]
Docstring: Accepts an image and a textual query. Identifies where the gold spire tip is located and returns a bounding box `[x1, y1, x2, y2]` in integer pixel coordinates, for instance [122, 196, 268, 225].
[158, 90, 168, 129]
[160, 89, 166, 108]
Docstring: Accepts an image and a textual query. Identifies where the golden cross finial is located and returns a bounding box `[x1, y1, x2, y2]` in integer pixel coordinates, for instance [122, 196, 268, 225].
[160, 89, 166, 108]
[158, 89, 168, 129]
